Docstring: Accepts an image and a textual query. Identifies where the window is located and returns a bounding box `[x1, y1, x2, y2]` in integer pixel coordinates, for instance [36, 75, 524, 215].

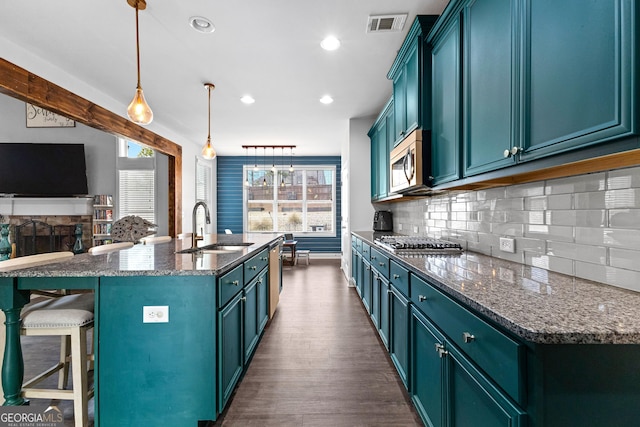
[244, 165, 335, 235]
[117, 138, 156, 225]
[195, 158, 213, 234]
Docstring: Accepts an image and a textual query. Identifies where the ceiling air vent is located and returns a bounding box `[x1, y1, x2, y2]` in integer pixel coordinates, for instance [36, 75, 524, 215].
[367, 14, 408, 33]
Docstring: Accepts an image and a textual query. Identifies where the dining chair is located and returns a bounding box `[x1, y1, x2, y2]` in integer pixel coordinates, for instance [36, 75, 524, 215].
[87, 241, 134, 255]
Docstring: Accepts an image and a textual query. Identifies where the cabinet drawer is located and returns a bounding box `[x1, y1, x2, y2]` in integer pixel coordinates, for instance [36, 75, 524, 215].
[244, 249, 269, 284]
[411, 274, 524, 405]
[218, 264, 243, 308]
[389, 261, 409, 297]
[353, 236, 362, 253]
[369, 247, 389, 279]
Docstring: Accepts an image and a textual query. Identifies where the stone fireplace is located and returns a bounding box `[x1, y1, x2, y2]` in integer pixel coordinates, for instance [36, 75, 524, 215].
[4, 215, 92, 256]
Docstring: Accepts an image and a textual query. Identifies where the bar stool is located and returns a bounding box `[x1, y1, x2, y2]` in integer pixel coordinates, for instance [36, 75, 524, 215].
[296, 250, 310, 265]
[21, 293, 95, 427]
[0, 252, 94, 427]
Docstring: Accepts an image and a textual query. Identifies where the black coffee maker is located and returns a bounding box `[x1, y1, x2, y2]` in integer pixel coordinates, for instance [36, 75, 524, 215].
[373, 211, 393, 231]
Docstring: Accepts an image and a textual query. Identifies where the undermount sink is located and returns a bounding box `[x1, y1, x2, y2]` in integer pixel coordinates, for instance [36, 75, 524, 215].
[175, 242, 254, 254]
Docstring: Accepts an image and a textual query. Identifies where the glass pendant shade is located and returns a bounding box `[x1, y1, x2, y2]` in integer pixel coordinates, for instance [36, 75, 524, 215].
[127, 86, 153, 125]
[202, 137, 216, 159]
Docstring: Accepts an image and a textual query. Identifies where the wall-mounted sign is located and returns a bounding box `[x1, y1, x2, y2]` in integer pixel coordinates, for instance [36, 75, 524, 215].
[25, 103, 75, 128]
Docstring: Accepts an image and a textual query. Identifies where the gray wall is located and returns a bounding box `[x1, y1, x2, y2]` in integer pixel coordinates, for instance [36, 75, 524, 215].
[0, 94, 169, 235]
[0, 94, 116, 195]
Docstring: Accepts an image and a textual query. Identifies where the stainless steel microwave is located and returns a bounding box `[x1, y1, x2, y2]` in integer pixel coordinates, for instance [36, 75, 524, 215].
[389, 129, 431, 194]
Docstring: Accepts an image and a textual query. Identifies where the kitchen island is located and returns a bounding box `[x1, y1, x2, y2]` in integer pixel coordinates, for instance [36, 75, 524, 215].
[353, 231, 640, 427]
[0, 233, 282, 426]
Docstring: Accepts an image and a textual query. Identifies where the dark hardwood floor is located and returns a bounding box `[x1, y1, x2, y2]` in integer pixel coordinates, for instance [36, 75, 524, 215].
[17, 259, 421, 426]
[216, 259, 422, 426]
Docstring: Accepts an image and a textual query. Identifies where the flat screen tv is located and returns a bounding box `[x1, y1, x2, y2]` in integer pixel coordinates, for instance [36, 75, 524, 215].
[0, 143, 89, 197]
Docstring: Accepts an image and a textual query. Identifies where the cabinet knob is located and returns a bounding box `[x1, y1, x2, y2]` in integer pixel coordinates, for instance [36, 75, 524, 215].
[435, 343, 448, 358]
[393, 274, 400, 279]
[261, 256, 268, 261]
[503, 146, 523, 158]
[371, 255, 376, 260]
[250, 266, 257, 270]
[258, 278, 263, 284]
[463, 332, 475, 343]
[232, 280, 239, 286]
[379, 262, 385, 267]
[241, 296, 247, 302]
[419, 295, 427, 302]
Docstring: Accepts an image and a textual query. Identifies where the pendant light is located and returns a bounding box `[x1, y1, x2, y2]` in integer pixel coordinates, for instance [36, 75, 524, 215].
[262, 147, 267, 186]
[201, 83, 216, 159]
[244, 146, 250, 186]
[126, 0, 153, 125]
[289, 147, 294, 172]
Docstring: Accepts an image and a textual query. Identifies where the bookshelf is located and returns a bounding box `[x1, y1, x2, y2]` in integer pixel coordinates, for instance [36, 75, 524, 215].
[92, 194, 114, 246]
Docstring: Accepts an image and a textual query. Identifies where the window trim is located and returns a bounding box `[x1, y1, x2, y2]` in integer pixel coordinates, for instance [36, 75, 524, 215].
[242, 165, 336, 237]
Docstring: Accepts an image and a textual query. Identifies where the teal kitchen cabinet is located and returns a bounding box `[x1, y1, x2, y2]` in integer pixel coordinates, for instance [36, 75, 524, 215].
[462, 0, 517, 176]
[361, 258, 372, 314]
[378, 273, 390, 350]
[98, 275, 217, 426]
[243, 277, 259, 362]
[430, 15, 462, 185]
[411, 306, 526, 427]
[218, 290, 244, 411]
[257, 269, 269, 334]
[389, 261, 410, 389]
[428, 0, 638, 181]
[388, 16, 438, 146]
[368, 98, 393, 201]
[521, 0, 637, 161]
[370, 268, 381, 329]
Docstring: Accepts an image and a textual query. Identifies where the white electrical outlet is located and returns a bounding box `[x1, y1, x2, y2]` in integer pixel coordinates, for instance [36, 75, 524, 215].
[413, 226, 419, 234]
[143, 306, 169, 323]
[499, 237, 515, 253]
[398, 224, 403, 231]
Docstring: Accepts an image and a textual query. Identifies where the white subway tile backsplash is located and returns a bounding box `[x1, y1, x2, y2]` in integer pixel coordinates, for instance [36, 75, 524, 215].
[387, 166, 640, 292]
[547, 241, 606, 264]
[545, 172, 606, 194]
[609, 248, 640, 272]
[547, 194, 573, 210]
[524, 196, 547, 211]
[609, 209, 640, 229]
[574, 192, 606, 209]
[607, 166, 640, 189]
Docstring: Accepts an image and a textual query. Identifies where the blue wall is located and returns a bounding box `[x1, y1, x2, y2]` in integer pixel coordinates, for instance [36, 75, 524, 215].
[217, 156, 342, 253]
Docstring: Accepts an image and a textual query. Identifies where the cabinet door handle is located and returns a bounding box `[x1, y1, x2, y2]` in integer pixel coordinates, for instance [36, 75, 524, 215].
[463, 332, 475, 343]
[379, 262, 385, 267]
[435, 343, 448, 358]
[241, 296, 247, 302]
[393, 274, 400, 279]
[419, 295, 427, 302]
[231, 280, 239, 286]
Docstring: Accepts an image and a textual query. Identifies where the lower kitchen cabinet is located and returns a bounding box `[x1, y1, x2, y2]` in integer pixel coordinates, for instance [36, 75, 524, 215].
[410, 306, 526, 427]
[378, 275, 390, 350]
[218, 291, 243, 411]
[243, 278, 259, 362]
[257, 269, 269, 334]
[362, 259, 372, 314]
[371, 269, 381, 329]
[389, 284, 409, 389]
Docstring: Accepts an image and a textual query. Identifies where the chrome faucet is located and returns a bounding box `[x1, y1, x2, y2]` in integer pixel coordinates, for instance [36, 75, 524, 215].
[192, 201, 211, 248]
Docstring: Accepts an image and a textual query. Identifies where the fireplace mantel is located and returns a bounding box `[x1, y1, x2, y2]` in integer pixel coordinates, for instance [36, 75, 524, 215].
[0, 196, 92, 217]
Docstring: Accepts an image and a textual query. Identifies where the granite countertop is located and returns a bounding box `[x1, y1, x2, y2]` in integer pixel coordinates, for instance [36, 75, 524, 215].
[0, 233, 282, 278]
[354, 231, 640, 345]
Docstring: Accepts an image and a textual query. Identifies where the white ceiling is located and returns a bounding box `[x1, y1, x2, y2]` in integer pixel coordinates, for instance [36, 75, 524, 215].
[0, 0, 448, 157]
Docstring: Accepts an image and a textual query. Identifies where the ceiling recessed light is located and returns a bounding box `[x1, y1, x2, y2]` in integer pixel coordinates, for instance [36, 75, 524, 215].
[240, 95, 255, 105]
[189, 16, 215, 33]
[320, 36, 341, 51]
[320, 95, 334, 105]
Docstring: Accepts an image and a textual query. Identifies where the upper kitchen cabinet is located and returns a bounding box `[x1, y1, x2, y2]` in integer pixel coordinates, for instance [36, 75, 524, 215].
[520, 0, 637, 161]
[431, 14, 462, 185]
[463, 0, 517, 176]
[369, 98, 394, 201]
[388, 16, 438, 147]
[428, 0, 638, 182]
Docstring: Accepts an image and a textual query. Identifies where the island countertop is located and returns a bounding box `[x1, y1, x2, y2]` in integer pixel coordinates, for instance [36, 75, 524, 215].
[0, 233, 282, 278]
[354, 231, 640, 345]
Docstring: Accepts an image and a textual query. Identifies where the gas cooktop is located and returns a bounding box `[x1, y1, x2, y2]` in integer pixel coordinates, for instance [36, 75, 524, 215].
[374, 235, 463, 256]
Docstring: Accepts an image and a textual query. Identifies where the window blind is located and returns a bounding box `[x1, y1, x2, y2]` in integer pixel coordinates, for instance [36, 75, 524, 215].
[118, 169, 156, 224]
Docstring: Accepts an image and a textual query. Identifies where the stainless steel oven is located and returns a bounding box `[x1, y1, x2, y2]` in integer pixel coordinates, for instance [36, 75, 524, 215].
[389, 129, 430, 194]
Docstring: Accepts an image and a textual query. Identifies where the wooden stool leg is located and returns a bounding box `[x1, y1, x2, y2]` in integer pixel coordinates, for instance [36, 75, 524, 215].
[71, 327, 89, 427]
[59, 335, 71, 389]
